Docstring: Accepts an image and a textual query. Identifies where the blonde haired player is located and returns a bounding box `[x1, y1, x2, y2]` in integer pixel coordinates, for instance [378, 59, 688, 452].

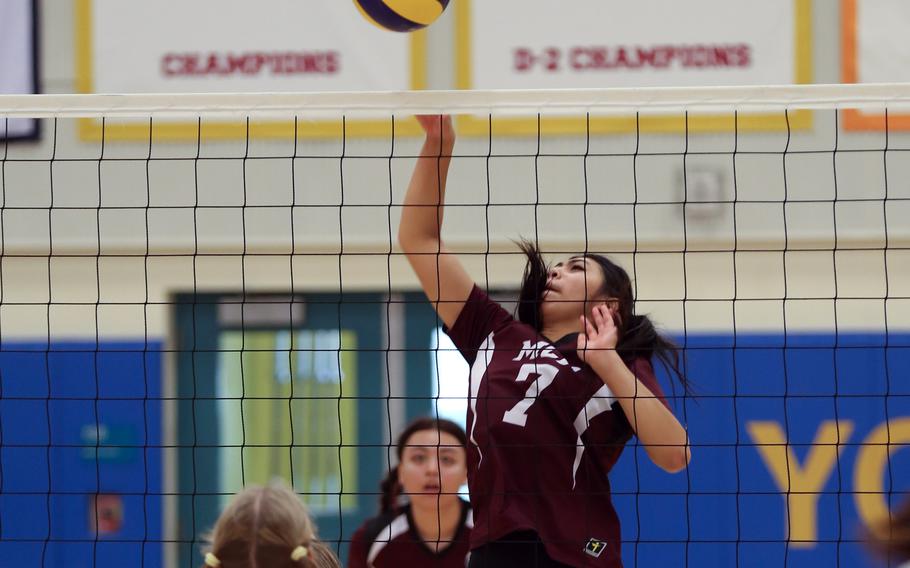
[202, 481, 340, 568]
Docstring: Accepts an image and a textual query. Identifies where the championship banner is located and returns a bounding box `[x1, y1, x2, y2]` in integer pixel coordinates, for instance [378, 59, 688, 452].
[454, 0, 812, 135]
[841, 0, 910, 130]
[0, 0, 39, 141]
[75, 0, 427, 140]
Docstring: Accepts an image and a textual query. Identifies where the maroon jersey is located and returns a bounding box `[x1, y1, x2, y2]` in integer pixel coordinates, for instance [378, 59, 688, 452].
[347, 500, 472, 568]
[446, 286, 669, 567]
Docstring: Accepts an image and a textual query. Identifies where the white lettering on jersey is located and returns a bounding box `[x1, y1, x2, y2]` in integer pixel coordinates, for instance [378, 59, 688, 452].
[502, 363, 559, 427]
[502, 339, 589, 428]
[513, 340, 575, 371]
[512, 340, 559, 361]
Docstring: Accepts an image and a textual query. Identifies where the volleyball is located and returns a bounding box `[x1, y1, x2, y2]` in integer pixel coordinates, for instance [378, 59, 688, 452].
[353, 0, 450, 32]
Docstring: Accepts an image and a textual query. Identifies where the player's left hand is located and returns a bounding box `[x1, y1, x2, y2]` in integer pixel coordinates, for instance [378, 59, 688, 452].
[577, 303, 619, 365]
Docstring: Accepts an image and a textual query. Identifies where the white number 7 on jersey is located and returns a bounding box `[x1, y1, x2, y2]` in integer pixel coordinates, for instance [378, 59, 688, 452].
[502, 363, 559, 427]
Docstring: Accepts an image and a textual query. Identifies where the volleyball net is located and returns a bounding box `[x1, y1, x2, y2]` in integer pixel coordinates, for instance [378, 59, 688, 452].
[1, 84, 909, 567]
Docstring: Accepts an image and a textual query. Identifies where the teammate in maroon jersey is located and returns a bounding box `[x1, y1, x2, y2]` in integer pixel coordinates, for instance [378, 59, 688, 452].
[397, 115, 691, 567]
[348, 418, 472, 568]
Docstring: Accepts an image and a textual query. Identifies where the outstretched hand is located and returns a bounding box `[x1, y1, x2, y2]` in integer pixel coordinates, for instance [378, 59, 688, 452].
[416, 115, 454, 144]
[577, 304, 620, 365]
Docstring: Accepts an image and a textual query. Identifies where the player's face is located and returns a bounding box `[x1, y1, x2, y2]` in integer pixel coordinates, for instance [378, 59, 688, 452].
[542, 256, 608, 323]
[398, 429, 467, 508]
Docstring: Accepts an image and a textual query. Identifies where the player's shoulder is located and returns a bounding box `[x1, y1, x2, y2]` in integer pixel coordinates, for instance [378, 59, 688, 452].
[444, 285, 516, 344]
[462, 286, 518, 324]
[356, 506, 411, 547]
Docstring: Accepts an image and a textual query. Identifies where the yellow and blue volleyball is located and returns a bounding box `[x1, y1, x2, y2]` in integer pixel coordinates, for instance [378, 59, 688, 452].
[354, 0, 450, 32]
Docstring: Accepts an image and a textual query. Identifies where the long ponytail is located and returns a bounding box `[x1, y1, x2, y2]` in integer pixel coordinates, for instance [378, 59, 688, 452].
[378, 466, 402, 515]
[516, 239, 548, 332]
[616, 313, 687, 392]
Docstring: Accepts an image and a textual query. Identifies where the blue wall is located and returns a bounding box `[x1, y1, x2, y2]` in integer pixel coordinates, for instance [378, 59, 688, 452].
[1, 334, 908, 567]
[611, 333, 910, 568]
[0, 342, 163, 568]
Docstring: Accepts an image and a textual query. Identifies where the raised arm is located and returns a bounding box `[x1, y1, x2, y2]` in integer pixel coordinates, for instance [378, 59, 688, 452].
[579, 305, 692, 473]
[397, 115, 474, 329]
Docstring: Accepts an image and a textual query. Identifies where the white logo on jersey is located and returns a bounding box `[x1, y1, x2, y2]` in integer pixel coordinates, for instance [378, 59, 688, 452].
[585, 538, 608, 558]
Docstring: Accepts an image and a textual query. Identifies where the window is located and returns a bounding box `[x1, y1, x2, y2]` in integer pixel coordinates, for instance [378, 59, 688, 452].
[216, 329, 358, 514]
[429, 327, 469, 429]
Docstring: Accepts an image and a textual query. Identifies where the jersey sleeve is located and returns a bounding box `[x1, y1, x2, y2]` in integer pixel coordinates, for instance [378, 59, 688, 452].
[444, 285, 514, 364]
[346, 524, 371, 568]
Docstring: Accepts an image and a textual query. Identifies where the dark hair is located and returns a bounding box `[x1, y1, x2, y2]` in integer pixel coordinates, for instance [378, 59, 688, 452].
[517, 240, 689, 393]
[379, 417, 468, 514]
[864, 497, 910, 563]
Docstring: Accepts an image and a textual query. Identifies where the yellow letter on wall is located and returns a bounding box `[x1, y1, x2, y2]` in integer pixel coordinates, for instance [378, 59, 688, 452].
[854, 417, 910, 529]
[747, 420, 854, 548]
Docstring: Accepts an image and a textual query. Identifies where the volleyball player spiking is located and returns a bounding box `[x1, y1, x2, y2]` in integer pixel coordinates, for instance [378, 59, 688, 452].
[397, 115, 692, 567]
